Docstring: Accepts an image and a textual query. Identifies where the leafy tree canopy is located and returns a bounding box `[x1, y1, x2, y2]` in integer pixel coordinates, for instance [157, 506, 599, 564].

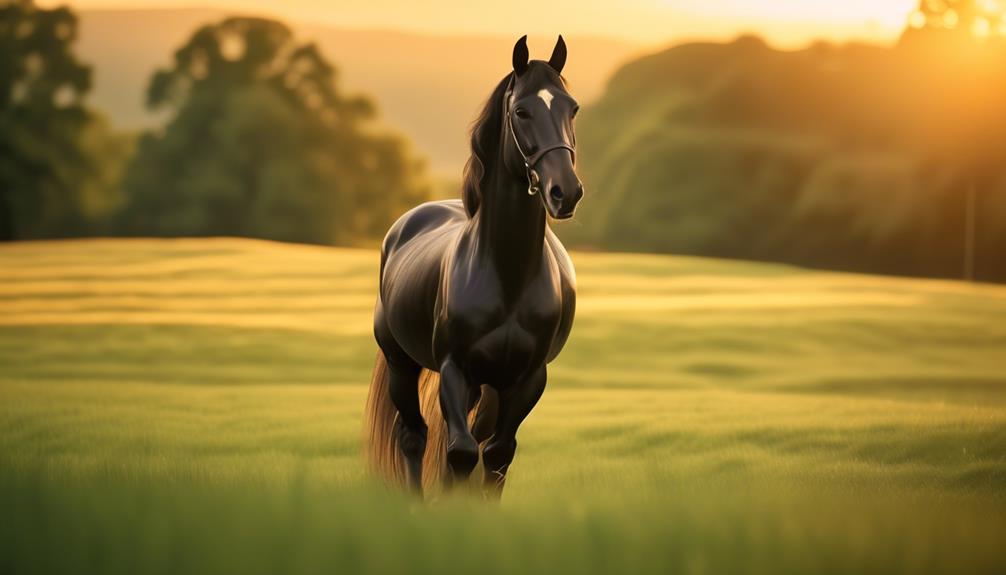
[0, 0, 120, 239]
[119, 17, 429, 245]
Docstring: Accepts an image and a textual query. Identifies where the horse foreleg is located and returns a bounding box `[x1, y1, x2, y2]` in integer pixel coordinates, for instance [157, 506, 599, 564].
[481, 365, 546, 500]
[439, 358, 480, 484]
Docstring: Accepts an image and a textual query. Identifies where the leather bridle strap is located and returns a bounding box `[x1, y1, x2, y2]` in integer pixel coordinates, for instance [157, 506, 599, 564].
[520, 141, 576, 170]
[505, 75, 576, 196]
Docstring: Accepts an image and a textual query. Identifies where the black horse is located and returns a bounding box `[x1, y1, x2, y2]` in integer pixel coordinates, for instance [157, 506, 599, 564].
[365, 35, 582, 499]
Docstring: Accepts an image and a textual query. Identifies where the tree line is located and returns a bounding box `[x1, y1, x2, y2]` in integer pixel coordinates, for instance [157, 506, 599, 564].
[565, 0, 1006, 282]
[0, 1, 427, 245]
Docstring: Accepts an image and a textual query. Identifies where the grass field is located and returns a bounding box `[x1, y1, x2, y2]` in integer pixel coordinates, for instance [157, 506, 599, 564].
[1, 238, 1005, 574]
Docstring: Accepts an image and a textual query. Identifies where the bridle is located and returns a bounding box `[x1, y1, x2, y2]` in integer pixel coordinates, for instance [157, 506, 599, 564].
[505, 75, 577, 196]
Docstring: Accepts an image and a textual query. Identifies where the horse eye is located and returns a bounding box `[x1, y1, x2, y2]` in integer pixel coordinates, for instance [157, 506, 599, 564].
[514, 108, 531, 119]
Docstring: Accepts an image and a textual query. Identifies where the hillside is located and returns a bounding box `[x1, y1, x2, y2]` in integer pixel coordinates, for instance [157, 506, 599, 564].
[74, 9, 644, 173]
[571, 35, 1006, 282]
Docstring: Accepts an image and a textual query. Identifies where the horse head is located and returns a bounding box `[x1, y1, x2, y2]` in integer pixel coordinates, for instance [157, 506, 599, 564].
[506, 35, 583, 220]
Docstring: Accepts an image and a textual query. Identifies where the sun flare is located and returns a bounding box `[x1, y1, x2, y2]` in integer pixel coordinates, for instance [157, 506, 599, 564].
[907, 0, 1006, 39]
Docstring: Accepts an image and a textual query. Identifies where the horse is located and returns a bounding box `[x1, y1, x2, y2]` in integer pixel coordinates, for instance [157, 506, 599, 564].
[364, 35, 582, 499]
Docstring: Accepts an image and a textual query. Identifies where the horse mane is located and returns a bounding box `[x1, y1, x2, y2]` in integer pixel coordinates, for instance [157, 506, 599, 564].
[461, 73, 512, 217]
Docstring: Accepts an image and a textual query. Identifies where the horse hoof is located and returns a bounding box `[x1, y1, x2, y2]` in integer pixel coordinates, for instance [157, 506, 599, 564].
[446, 435, 480, 477]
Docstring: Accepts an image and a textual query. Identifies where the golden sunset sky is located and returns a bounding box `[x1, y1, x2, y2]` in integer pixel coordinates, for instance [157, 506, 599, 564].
[39, 0, 919, 47]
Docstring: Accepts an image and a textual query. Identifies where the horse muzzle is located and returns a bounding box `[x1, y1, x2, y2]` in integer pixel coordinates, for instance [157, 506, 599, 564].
[535, 152, 583, 220]
[543, 180, 583, 220]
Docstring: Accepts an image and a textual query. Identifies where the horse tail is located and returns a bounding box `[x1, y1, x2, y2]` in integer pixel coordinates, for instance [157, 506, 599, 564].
[364, 350, 499, 493]
[418, 369, 447, 491]
[363, 352, 408, 486]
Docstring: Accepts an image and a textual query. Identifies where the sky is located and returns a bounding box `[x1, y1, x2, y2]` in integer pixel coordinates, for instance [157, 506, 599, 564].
[39, 0, 920, 48]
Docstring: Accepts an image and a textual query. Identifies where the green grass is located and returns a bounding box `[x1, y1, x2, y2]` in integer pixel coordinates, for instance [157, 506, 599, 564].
[1, 237, 1005, 574]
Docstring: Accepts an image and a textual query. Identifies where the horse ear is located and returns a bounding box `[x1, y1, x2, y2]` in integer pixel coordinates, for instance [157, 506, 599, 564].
[512, 35, 529, 76]
[548, 35, 567, 74]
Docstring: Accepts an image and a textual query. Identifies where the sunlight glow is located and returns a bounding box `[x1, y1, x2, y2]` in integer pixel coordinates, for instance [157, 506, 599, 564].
[973, 17, 992, 37]
[39, 0, 923, 47]
[943, 9, 960, 27]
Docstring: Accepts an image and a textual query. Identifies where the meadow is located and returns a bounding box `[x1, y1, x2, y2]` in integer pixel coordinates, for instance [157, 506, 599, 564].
[1, 238, 1005, 574]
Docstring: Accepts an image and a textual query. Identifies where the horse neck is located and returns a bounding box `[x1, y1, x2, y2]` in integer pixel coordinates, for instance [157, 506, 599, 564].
[473, 166, 547, 292]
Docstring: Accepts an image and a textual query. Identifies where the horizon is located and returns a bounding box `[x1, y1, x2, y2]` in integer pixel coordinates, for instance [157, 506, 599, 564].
[39, 0, 918, 48]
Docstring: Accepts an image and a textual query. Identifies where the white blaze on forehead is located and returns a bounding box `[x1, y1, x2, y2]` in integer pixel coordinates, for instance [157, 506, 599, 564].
[537, 88, 554, 110]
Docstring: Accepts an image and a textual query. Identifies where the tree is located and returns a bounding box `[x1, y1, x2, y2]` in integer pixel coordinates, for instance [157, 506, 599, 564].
[118, 17, 428, 245]
[0, 0, 115, 240]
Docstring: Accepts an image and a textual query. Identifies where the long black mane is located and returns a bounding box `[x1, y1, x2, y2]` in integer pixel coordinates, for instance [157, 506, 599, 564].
[461, 73, 511, 217]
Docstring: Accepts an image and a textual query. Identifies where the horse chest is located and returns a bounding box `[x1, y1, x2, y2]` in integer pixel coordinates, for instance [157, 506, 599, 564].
[445, 279, 561, 385]
[466, 319, 540, 383]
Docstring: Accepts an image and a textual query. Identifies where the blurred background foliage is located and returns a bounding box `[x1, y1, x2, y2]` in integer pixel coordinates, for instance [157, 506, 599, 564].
[0, 0, 130, 240]
[116, 17, 428, 245]
[1, 0, 1005, 280]
[568, 8, 1006, 282]
[1, 2, 428, 246]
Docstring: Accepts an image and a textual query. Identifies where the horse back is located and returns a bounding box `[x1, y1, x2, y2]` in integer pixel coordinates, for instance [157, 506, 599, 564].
[381, 199, 467, 265]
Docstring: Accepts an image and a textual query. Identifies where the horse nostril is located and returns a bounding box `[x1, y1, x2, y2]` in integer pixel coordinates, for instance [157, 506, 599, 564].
[574, 183, 584, 201]
[549, 185, 564, 202]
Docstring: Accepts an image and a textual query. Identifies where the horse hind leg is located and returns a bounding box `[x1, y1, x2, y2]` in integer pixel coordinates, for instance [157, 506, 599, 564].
[374, 303, 427, 494]
[386, 359, 427, 493]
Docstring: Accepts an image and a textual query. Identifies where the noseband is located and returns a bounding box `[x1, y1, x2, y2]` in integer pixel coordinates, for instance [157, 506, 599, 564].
[505, 76, 577, 196]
